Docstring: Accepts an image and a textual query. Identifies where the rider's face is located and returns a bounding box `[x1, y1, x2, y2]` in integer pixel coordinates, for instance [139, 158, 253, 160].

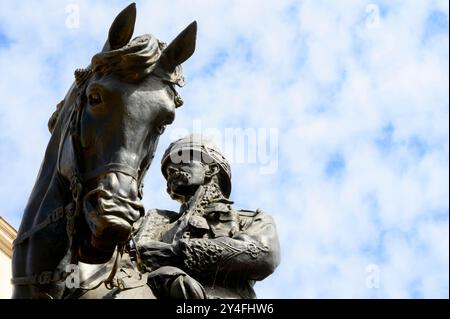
[165, 160, 208, 203]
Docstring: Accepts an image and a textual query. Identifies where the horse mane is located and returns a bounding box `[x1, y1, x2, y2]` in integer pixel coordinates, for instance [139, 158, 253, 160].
[48, 99, 65, 133]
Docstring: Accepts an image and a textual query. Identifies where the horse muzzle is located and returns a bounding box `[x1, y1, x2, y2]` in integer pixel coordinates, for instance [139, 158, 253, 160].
[79, 172, 144, 263]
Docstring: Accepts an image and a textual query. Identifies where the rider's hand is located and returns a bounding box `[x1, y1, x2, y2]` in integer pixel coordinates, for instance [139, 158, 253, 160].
[138, 240, 179, 270]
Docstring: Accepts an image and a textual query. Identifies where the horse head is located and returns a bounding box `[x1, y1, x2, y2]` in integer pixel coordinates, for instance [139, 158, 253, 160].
[57, 3, 196, 263]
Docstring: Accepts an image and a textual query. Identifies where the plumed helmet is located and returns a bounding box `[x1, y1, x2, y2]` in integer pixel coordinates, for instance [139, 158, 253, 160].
[161, 134, 232, 197]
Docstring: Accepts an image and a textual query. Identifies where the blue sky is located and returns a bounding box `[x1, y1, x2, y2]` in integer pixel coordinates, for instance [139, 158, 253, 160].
[0, 1, 448, 298]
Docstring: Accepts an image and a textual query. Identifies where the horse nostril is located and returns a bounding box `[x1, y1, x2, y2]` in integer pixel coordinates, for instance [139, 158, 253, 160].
[157, 124, 167, 135]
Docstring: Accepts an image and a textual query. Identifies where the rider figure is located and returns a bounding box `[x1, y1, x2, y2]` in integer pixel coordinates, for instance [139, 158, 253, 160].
[134, 134, 280, 298]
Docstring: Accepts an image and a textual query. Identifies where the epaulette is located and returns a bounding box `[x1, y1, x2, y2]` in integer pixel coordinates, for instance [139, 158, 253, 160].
[148, 209, 179, 222]
[237, 209, 260, 217]
[135, 209, 178, 243]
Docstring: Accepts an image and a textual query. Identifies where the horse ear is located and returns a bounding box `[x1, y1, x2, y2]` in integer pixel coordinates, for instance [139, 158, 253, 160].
[160, 21, 197, 73]
[103, 3, 136, 51]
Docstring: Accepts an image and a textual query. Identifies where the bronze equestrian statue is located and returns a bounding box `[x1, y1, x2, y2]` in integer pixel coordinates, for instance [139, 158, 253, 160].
[12, 3, 280, 299]
[11, 3, 197, 299]
[72, 135, 280, 299]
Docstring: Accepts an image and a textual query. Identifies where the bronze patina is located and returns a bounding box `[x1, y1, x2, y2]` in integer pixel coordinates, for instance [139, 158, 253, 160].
[71, 135, 280, 299]
[11, 3, 197, 299]
[12, 3, 280, 299]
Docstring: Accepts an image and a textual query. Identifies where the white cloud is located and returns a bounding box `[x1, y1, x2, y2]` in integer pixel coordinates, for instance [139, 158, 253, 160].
[0, 0, 448, 298]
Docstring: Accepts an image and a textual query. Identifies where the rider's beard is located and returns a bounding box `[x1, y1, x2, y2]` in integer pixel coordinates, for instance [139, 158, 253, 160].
[167, 171, 200, 203]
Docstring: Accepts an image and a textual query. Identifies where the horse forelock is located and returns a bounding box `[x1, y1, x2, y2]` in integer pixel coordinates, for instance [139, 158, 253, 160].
[91, 34, 185, 86]
[47, 34, 185, 132]
[44, 34, 186, 189]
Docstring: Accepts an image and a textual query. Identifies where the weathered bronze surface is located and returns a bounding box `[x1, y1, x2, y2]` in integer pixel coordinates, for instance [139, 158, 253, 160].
[11, 3, 197, 299]
[11, 3, 280, 299]
[136, 135, 280, 299]
[69, 135, 280, 299]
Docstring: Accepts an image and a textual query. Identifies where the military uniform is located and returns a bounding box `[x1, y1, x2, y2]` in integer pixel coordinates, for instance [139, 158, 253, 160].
[134, 135, 280, 299]
[135, 205, 279, 298]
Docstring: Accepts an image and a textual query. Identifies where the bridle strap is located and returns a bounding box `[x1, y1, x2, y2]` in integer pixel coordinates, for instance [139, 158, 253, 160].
[63, 82, 142, 188]
[11, 270, 69, 286]
[12, 203, 75, 247]
[12, 70, 145, 292]
[81, 163, 139, 182]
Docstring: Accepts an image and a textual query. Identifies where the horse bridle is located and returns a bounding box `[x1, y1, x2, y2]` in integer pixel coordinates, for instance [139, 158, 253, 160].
[63, 66, 181, 195]
[11, 68, 157, 294]
[62, 69, 150, 193]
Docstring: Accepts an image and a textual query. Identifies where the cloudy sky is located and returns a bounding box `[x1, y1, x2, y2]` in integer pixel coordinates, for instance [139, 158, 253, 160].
[0, 1, 448, 298]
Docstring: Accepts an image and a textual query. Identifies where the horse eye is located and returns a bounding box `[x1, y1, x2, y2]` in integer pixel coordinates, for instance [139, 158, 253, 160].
[88, 92, 102, 106]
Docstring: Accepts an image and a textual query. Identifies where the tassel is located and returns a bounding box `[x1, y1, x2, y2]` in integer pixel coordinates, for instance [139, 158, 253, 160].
[74, 68, 92, 88]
